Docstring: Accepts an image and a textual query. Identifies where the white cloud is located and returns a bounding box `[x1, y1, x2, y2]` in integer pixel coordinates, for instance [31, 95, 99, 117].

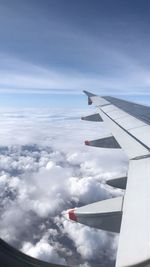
[59, 216, 118, 263]
[22, 238, 66, 265]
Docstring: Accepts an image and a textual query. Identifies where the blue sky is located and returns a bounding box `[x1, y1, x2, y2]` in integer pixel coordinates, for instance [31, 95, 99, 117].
[1, 0, 150, 107]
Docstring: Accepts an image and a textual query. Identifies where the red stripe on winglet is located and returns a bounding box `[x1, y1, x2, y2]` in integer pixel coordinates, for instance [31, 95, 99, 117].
[85, 140, 90, 145]
[68, 209, 77, 221]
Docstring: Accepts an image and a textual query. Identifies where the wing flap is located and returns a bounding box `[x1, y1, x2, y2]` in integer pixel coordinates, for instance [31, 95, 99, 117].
[116, 158, 150, 267]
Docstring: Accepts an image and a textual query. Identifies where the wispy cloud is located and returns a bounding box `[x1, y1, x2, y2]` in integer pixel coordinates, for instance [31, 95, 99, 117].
[1, 52, 150, 95]
[0, 1, 150, 95]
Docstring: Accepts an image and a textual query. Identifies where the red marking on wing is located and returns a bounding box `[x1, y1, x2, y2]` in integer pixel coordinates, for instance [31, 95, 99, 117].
[68, 209, 77, 221]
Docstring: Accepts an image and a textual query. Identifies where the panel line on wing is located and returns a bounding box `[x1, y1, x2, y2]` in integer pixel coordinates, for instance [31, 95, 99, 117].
[127, 124, 149, 131]
[99, 103, 111, 107]
[100, 108, 150, 152]
[103, 96, 150, 126]
[132, 154, 150, 160]
[107, 113, 129, 120]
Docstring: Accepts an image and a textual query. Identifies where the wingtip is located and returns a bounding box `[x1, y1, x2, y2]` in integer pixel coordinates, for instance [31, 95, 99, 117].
[83, 90, 97, 97]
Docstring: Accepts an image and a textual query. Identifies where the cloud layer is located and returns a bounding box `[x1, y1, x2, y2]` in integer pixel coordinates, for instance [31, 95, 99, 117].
[0, 107, 128, 266]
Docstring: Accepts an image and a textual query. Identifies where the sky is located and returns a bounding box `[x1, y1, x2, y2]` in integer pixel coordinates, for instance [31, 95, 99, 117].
[0, 0, 150, 107]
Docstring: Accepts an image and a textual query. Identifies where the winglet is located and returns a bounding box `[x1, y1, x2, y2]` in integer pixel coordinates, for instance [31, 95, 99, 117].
[83, 90, 110, 107]
[83, 90, 97, 97]
[83, 90, 97, 105]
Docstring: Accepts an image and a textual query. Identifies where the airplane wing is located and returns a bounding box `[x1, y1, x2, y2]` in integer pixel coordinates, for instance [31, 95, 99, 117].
[64, 90, 150, 267]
